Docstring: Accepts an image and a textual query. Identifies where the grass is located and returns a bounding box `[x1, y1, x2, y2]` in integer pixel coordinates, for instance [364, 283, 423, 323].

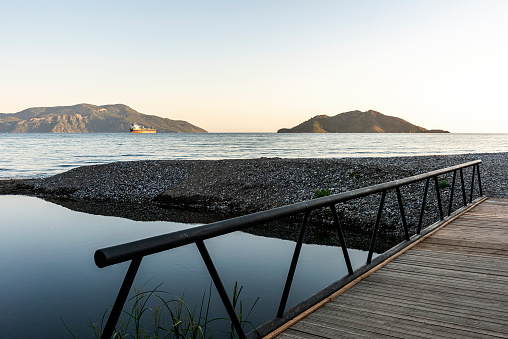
[438, 177, 451, 189]
[63, 281, 258, 339]
[313, 188, 331, 199]
[351, 170, 363, 180]
[312, 188, 332, 216]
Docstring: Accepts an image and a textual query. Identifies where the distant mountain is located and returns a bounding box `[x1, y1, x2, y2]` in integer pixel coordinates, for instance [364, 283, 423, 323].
[277, 110, 449, 133]
[0, 104, 207, 133]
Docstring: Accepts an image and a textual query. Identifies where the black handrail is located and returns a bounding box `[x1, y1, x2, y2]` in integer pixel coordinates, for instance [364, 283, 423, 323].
[95, 160, 484, 339]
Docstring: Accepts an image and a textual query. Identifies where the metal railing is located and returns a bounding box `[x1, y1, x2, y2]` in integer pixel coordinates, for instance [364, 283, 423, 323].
[95, 160, 484, 339]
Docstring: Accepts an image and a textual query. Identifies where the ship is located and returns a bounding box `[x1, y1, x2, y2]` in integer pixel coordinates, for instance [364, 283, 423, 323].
[130, 123, 156, 133]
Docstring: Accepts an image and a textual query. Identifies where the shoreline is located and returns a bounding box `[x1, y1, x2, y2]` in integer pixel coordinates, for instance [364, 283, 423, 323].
[1, 152, 506, 236]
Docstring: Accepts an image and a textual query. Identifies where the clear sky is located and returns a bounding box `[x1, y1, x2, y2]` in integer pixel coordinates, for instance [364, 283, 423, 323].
[1, 0, 507, 133]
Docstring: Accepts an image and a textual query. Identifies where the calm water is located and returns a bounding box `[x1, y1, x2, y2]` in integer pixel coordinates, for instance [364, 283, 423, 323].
[1, 133, 507, 178]
[0, 196, 371, 338]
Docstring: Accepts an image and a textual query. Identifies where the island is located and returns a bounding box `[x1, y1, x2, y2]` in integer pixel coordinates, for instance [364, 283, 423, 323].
[0, 103, 207, 133]
[278, 110, 449, 133]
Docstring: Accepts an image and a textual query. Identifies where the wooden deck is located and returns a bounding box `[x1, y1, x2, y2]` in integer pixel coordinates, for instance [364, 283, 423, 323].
[271, 198, 508, 339]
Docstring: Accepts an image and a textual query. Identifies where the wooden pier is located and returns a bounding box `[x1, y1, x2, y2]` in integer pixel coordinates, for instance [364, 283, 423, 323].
[269, 198, 508, 338]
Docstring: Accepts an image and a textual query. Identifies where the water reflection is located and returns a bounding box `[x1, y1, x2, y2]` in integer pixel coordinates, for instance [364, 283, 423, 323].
[44, 197, 400, 252]
[0, 196, 382, 338]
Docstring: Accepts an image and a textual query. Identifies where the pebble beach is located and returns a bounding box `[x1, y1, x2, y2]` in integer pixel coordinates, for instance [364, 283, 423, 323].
[2, 152, 506, 237]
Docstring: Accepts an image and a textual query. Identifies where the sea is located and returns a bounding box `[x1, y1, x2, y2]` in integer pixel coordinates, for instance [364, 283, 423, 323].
[1, 132, 508, 179]
[1, 133, 507, 338]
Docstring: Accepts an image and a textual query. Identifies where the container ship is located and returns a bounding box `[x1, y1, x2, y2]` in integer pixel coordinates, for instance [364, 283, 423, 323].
[130, 123, 156, 133]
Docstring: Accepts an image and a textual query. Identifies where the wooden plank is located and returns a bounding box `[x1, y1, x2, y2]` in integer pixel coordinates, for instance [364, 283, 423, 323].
[357, 272, 508, 299]
[354, 276, 508, 302]
[397, 256, 508, 270]
[368, 266, 508, 293]
[271, 199, 508, 339]
[424, 235, 508, 246]
[335, 290, 508, 325]
[435, 225, 508, 231]
[393, 255, 508, 270]
[294, 313, 429, 339]
[328, 294, 508, 331]
[391, 253, 508, 272]
[448, 217, 508, 224]
[428, 233, 508, 243]
[381, 262, 508, 284]
[278, 329, 337, 339]
[414, 243, 508, 257]
[291, 315, 405, 338]
[301, 306, 504, 339]
[405, 249, 508, 265]
[321, 301, 508, 337]
[348, 286, 508, 317]
[391, 258, 508, 277]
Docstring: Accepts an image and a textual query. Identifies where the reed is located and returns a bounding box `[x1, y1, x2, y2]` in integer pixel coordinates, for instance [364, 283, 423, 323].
[63, 281, 258, 339]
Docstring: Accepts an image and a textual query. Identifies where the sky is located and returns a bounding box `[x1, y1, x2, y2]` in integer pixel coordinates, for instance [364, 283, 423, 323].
[1, 0, 507, 133]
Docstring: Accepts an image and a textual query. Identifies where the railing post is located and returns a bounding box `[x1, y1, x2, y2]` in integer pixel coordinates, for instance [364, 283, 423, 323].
[470, 164, 476, 203]
[477, 163, 483, 196]
[433, 176, 444, 220]
[460, 168, 467, 206]
[196, 240, 246, 339]
[447, 170, 457, 216]
[330, 205, 354, 275]
[417, 178, 430, 234]
[101, 257, 143, 339]
[395, 187, 410, 241]
[277, 210, 310, 318]
[367, 190, 386, 264]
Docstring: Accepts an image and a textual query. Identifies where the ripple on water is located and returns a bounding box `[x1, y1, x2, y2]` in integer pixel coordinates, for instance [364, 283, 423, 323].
[0, 133, 507, 178]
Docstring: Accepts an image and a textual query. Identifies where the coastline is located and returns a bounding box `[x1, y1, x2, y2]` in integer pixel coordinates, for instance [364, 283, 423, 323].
[1, 152, 506, 237]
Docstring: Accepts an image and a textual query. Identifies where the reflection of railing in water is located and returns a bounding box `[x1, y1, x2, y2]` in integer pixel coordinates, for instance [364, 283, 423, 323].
[94, 160, 484, 339]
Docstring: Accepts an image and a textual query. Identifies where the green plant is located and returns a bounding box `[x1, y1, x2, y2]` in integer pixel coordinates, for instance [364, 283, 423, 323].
[227, 282, 258, 339]
[313, 188, 331, 199]
[312, 188, 333, 217]
[63, 282, 258, 339]
[438, 178, 451, 189]
[351, 170, 363, 180]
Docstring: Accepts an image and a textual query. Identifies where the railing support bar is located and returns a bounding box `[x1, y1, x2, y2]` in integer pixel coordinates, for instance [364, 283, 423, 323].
[196, 240, 246, 339]
[433, 176, 444, 220]
[395, 187, 410, 241]
[277, 210, 310, 318]
[330, 205, 354, 275]
[417, 178, 430, 234]
[477, 163, 483, 196]
[460, 168, 467, 206]
[367, 190, 386, 264]
[101, 257, 143, 339]
[448, 170, 457, 216]
[469, 164, 476, 203]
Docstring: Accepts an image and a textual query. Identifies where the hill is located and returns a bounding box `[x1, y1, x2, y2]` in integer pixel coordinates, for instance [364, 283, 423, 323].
[0, 104, 207, 133]
[277, 110, 449, 133]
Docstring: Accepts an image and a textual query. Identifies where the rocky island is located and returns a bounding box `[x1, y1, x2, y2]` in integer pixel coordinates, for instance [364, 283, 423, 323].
[0, 103, 207, 133]
[278, 110, 449, 133]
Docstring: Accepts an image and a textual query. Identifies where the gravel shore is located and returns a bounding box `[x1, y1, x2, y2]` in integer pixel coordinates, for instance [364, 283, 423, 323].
[2, 152, 506, 237]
